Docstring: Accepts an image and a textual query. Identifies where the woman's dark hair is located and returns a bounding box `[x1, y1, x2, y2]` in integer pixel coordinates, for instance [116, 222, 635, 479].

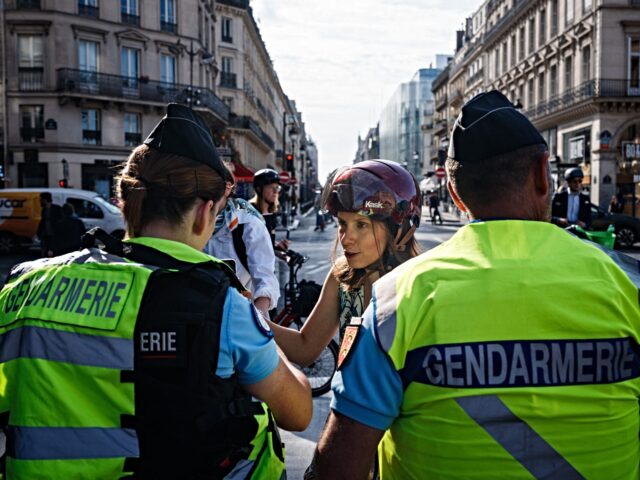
[331, 217, 420, 291]
[116, 144, 226, 237]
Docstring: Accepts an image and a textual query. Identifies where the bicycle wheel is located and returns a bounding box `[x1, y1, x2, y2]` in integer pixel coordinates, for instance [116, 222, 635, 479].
[301, 339, 339, 397]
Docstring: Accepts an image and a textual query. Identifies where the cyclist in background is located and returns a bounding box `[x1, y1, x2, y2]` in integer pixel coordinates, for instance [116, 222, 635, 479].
[269, 159, 421, 367]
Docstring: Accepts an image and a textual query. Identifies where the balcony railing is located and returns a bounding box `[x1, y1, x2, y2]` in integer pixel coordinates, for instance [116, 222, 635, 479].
[20, 126, 44, 142]
[160, 20, 177, 33]
[231, 115, 275, 150]
[121, 12, 140, 26]
[523, 79, 640, 120]
[124, 132, 142, 146]
[217, 0, 249, 8]
[17, 0, 40, 8]
[82, 129, 101, 145]
[78, 3, 99, 17]
[466, 68, 484, 87]
[19, 67, 44, 91]
[57, 68, 230, 123]
[220, 72, 237, 88]
[222, 35, 233, 43]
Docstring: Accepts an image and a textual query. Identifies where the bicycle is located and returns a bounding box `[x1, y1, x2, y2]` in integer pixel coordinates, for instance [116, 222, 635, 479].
[273, 247, 339, 397]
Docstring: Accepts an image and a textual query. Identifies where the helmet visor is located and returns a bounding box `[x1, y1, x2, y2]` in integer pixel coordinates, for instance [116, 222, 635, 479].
[324, 168, 401, 221]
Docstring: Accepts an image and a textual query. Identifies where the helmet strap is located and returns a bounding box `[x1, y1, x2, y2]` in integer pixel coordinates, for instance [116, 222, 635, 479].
[393, 219, 417, 252]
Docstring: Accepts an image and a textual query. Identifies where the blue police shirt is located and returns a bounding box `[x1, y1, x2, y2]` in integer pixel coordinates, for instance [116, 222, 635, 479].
[217, 285, 279, 385]
[331, 297, 404, 430]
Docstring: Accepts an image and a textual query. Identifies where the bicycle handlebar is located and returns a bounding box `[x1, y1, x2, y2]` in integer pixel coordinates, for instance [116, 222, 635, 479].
[275, 246, 308, 267]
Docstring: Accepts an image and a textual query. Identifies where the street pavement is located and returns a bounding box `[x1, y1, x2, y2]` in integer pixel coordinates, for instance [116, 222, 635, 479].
[1, 207, 640, 478]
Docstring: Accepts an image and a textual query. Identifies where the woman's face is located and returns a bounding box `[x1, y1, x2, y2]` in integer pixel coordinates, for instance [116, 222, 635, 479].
[261, 182, 281, 204]
[337, 211, 388, 269]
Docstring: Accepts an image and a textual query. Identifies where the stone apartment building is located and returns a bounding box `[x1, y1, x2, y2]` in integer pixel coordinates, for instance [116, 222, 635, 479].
[1, 0, 226, 198]
[436, 0, 640, 210]
[0, 0, 317, 202]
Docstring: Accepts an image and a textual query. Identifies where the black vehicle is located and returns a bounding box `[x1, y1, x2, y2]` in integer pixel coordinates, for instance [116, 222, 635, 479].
[590, 203, 640, 248]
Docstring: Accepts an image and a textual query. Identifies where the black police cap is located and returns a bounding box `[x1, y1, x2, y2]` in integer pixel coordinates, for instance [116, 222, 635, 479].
[143, 103, 226, 178]
[448, 90, 547, 163]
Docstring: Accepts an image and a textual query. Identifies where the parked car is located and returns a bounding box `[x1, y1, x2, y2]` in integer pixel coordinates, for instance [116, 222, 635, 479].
[0, 188, 125, 254]
[590, 203, 640, 248]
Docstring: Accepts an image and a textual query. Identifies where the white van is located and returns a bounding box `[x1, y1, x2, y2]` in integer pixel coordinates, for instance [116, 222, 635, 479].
[0, 188, 126, 253]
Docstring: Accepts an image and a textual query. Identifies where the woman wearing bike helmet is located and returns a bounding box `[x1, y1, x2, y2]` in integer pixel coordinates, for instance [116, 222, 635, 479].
[250, 168, 289, 250]
[270, 159, 421, 367]
[0, 104, 311, 479]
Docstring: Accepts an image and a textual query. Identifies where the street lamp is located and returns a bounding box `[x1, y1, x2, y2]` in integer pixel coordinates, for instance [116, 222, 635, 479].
[172, 39, 215, 106]
[413, 151, 420, 174]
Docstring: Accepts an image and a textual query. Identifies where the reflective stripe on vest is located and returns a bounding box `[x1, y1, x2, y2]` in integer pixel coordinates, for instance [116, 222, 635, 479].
[9, 426, 139, 460]
[456, 395, 584, 479]
[0, 326, 133, 369]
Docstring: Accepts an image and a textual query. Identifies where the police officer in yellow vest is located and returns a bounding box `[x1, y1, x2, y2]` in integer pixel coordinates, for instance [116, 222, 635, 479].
[0, 104, 311, 479]
[312, 91, 640, 479]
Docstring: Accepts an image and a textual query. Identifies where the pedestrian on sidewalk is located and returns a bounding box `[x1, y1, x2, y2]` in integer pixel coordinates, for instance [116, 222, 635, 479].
[428, 190, 443, 225]
[0, 103, 311, 479]
[311, 90, 640, 479]
[51, 202, 86, 256]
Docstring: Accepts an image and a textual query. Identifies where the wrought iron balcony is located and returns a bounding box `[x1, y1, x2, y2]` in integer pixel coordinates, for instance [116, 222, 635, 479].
[82, 129, 101, 145]
[523, 79, 640, 121]
[124, 132, 142, 147]
[220, 72, 237, 88]
[231, 115, 275, 150]
[20, 126, 44, 143]
[160, 20, 177, 33]
[17, 0, 40, 8]
[19, 68, 44, 91]
[78, 3, 99, 17]
[57, 68, 229, 123]
[121, 12, 140, 26]
[217, 0, 249, 8]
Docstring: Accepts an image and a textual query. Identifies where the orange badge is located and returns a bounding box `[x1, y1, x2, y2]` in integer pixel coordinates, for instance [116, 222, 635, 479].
[337, 325, 360, 370]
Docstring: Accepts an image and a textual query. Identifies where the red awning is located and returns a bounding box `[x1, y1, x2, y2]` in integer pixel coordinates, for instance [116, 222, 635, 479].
[226, 160, 255, 183]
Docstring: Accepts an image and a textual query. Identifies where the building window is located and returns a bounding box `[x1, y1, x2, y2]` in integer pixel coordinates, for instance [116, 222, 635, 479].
[124, 112, 141, 146]
[528, 19, 535, 55]
[551, 0, 558, 37]
[17, 0, 41, 8]
[222, 17, 233, 43]
[121, 47, 139, 90]
[20, 105, 44, 143]
[18, 35, 43, 91]
[581, 46, 591, 83]
[502, 41, 508, 73]
[550, 65, 558, 97]
[565, 0, 574, 24]
[538, 72, 545, 102]
[160, 54, 176, 85]
[79, 40, 99, 87]
[495, 48, 500, 77]
[565, 56, 573, 90]
[160, 0, 176, 33]
[220, 56, 236, 88]
[630, 38, 640, 90]
[519, 27, 526, 61]
[198, 6, 203, 43]
[510, 35, 516, 68]
[121, 0, 139, 25]
[82, 109, 101, 145]
[583, 0, 592, 11]
[528, 78, 535, 107]
[78, 0, 99, 17]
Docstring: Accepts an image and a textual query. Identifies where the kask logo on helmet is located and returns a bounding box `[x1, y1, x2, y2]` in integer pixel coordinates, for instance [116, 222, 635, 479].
[364, 200, 384, 209]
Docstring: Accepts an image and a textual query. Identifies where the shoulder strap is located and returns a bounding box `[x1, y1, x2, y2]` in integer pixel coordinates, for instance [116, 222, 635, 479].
[232, 223, 250, 273]
[82, 228, 247, 293]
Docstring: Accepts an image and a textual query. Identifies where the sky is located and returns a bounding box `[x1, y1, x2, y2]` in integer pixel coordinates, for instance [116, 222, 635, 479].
[251, 0, 479, 182]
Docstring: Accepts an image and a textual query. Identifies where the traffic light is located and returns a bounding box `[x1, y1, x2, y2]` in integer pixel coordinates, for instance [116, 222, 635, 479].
[285, 153, 294, 172]
[58, 179, 68, 188]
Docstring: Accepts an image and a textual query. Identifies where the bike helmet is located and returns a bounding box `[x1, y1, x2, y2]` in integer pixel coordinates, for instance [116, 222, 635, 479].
[564, 167, 584, 181]
[253, 168, 280, 190]
[323, 159, 421, 230]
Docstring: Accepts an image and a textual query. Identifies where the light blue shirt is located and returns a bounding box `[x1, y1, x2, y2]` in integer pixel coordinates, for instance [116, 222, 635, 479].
[330, 298, 404, 430]
[567, 192, 580, 223]
[217, 286, 280, 385]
